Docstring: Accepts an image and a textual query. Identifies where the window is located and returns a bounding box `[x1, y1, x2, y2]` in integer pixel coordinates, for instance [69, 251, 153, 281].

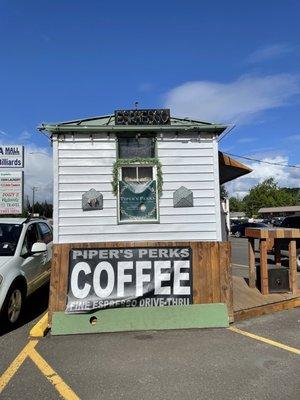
[0, 224, 22, 256]
[38, 223, 53, 244]
[118, 135, 155, 159]
[116, 134, 158, 224]
[118, 164, 158, 223]
[122, 166, 153, 182]
[21, 223, 40, 256]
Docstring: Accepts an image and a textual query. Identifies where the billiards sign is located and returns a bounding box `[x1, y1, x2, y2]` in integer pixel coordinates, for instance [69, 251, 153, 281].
[66, 247, 192, 313]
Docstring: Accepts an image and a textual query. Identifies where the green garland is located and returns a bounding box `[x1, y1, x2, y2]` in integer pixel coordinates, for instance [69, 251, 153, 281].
[112, 158, 163, 197]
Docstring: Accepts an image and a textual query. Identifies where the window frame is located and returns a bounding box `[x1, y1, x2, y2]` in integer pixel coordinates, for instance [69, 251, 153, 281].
[20, 222, 41, 258]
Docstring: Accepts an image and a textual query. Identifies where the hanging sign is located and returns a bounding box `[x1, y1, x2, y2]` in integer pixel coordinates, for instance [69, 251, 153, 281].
[66, 247, 193, 313]
[119, 180, 157, 221]
[115, 109, 170, 125]
[0, 145, 24, 168]
[0, 171, 23, 214]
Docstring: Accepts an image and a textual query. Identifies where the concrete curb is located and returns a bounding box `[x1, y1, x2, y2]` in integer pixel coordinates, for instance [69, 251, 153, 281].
[51, 304, 229, 335]
[30, 312, 49, 337]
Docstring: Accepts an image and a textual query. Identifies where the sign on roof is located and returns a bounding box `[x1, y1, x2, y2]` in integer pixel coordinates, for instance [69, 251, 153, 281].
[115, 109, 170, 125]
[0, 171, 23, 214]
[0, 145, 24, 168]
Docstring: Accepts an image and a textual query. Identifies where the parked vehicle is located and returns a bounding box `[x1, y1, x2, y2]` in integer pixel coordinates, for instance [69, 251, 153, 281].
[280, 216, 300, 270]
[231, 222, 268, 238]
[0, 217, 53, 327]
[272, 217, 284, 227]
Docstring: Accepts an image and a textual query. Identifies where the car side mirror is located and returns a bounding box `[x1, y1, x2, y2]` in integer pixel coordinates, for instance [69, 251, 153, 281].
[31, 242, 47, 253]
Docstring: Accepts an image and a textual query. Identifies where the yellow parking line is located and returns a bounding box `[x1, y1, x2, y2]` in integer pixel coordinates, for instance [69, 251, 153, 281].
[229, 326, 300, 355]
[28, 348, 80, 400]
[0, 340, 38, 393]
[30, 312, 49, 337]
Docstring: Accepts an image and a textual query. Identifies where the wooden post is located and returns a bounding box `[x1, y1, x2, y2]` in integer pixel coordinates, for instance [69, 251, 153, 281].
[274, 239, 281, 266]
[248, 238, 256, 288]
[289, 240, 297, 295]
[260, 239, 269, 295]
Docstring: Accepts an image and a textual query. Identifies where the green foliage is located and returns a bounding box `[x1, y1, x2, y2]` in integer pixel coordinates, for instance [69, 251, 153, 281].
[228, 178, 299, 217]
[27, 201, 53, 218]
[243, 178, 298, 217]
[229, 196, 244, 212]
[111, 158, 163, 197]
[220, 185, 228, 198]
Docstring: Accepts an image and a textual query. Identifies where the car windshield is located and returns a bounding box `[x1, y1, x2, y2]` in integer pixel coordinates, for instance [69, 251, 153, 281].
[0, 223, 22, 256]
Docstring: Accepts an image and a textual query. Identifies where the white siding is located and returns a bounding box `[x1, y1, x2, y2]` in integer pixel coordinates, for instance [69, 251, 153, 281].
[54, 132, 221, 244]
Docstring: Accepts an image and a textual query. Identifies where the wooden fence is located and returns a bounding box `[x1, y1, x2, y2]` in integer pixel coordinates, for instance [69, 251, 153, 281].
[48, 241, 233, 322]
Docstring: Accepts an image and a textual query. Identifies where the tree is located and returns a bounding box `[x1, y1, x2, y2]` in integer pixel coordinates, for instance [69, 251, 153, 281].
[220, 185, 228, 198]
[243, 178, 297, 217]
[229, 196, 244, 212]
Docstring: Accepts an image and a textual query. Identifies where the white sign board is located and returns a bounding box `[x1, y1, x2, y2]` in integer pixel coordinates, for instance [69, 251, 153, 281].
[0, 171, 23, 214]
[0, 145, 24, 168]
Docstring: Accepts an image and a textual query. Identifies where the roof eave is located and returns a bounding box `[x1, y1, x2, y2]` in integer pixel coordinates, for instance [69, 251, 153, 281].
[38, 124, 227, 135]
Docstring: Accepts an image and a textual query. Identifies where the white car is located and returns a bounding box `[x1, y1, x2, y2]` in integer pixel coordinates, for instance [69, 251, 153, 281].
[0, 217, 52, 327]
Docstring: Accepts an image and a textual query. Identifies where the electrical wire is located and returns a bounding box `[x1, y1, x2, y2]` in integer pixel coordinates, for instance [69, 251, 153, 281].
[224, 152, 300, 169]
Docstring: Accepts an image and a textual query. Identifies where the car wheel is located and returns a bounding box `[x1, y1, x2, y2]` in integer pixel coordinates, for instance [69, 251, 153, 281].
[235, 231, 241, 238]
[1, 283, 24, 327]
[297, 253, 300, 271]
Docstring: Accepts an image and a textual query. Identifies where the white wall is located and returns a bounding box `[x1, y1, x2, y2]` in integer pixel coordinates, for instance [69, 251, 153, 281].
[53, 132, 221, 243]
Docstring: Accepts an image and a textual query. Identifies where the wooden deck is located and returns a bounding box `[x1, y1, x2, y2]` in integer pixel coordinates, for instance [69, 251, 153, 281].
[233, 276, 300, 321]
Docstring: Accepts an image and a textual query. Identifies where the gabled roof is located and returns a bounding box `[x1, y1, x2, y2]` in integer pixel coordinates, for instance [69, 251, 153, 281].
[38, 114, 228, 135]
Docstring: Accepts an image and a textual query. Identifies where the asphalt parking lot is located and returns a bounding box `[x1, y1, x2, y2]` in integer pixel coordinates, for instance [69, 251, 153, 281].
[1, 238, 299, 400]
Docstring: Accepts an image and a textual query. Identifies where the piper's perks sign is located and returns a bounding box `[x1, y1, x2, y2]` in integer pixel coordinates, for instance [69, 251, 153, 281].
[0, 171, 23, 214]
[119, 181, 157, 221]
[0, 145, 24, 168]
[66, 247, 193, 313]
[115, 109, 170, 125]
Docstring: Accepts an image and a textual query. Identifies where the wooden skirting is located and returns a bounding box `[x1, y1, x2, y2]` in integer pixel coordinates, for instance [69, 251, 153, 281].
[48, 241, 233, 323]
[234, 297, 300, 322]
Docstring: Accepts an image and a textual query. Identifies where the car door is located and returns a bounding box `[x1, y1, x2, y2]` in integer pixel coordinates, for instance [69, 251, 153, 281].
[20, 223, 45, 293]
[37, 222, 53, 282]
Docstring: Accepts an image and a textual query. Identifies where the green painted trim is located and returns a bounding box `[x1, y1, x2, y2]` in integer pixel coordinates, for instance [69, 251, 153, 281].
[40, 124, 227, 134]
[51, 304, 229, 336]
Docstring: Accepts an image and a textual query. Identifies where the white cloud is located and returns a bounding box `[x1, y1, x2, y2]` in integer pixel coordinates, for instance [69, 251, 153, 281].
[237, 137, 257, 144]
[226, 154, 300, 198]
[23, 145, 53, 204]
[164, 74, 300, 124]
[138, 83, 155, 92]
[245, 44, 294, 64]
[19, 130, 32, 142]
[287, 134, 300, 141]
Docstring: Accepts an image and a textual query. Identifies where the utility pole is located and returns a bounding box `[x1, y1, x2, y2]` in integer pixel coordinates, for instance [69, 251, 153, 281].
[31, 186, 38, 214]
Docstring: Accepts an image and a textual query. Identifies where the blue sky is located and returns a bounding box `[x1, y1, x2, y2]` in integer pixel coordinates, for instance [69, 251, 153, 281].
[0, 0, 300, 200]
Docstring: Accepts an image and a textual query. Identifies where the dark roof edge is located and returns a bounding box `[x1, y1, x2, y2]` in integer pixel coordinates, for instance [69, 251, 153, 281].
[38, 123, 227, 135]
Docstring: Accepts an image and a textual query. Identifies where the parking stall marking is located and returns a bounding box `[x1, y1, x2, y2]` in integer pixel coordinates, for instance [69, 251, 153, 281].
[0, 340, 38, 392]
[0, 339, 80, 400]
[229, 326, 300, 355]
[28, 347, 80, 400]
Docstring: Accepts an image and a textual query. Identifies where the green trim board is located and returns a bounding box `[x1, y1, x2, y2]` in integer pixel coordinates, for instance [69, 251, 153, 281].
[51, 304, 229, 335]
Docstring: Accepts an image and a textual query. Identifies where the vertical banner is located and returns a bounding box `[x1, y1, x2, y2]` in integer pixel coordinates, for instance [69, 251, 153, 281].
[0, 171, 23, 214]
[66, 247, 193, 313]
[119, 180, 157, 221]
